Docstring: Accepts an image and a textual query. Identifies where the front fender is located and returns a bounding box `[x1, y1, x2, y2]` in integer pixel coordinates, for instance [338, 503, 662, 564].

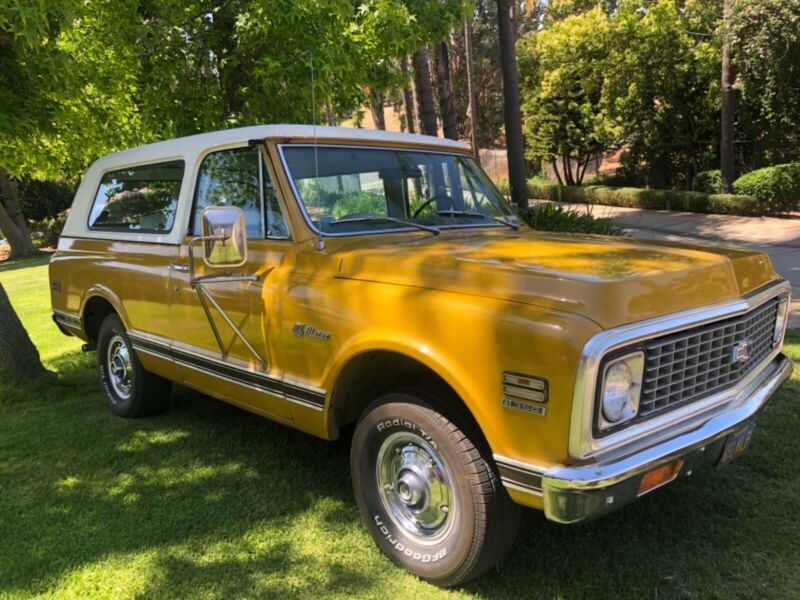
[312, 281, 602, 471]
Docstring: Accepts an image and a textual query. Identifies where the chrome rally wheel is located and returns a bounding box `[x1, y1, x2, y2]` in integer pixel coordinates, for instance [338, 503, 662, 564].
[106, 334, 134, 401]
[351, 390, 520, 587]
[377, 431, 456, 543]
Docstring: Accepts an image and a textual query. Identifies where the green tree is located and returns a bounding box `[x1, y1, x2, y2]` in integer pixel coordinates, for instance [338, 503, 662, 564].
[730, 0, 800, 166]
[603, 0, 720, 188]
[544, 0, 616, 22]
[1, 0, 145, 257]
[449, 0, 511, 148]
[518, 7, 618, 184]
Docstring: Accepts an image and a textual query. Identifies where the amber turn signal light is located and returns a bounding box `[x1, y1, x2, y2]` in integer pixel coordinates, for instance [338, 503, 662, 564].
[637, 459, 683, 496]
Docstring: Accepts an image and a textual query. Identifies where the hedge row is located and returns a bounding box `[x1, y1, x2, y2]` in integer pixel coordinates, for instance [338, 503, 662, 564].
[689, 164, 800, 215]
[526, 179, 766, 216]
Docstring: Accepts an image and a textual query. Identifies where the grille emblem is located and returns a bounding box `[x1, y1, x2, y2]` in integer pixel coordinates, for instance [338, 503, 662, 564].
[731, 341, 750, 365]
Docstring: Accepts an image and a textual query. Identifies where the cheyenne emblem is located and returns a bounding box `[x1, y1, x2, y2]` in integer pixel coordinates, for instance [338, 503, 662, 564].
[731, 341, 751, 364]
[292, 323, 331, 341]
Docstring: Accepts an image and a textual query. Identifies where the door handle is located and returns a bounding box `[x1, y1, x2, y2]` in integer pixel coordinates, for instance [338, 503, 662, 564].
[168, 262, 189, 272]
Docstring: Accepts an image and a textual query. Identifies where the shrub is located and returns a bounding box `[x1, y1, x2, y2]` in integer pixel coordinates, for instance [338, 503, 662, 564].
[527, 177, 561, 202]
[692, 170, 721, 194]
[519, 202, 626, 236]
[581, 175, 606, 186]
[18, 178, 75, 221]
[30, 210, 69, 249]
[733, 163, 800, 214]
[330, 192, 386, 219]
[707, 194, 762, 216]
[525, 179, 772, 216]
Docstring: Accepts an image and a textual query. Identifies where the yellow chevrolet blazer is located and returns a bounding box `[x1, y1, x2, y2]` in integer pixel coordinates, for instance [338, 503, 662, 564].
[50, 125, 792, 586]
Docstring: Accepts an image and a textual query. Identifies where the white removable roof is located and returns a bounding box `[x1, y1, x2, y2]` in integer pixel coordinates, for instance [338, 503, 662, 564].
[61, 124, 469, 244]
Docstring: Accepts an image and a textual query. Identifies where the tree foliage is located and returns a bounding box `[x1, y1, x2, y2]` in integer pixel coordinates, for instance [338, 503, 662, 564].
[519, 0, 722, 188]
[604, 1, 721, 188]
[729, 0, 800, 164]
[0, 0, 144, 179]
[0, 0, 470, 242]
[518, 7, 619, 184]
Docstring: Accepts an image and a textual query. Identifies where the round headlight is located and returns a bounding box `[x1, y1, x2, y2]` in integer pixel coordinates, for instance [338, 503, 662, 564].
[602, 361, 637, 424]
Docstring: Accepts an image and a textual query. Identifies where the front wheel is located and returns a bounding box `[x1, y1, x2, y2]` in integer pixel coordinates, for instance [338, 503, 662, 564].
[351, 390, 520, 587]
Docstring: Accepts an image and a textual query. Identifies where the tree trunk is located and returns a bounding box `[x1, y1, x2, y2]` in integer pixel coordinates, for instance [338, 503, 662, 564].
[578, 152, 591, 184]
[0, 167, 38, 258]
[550, 158, 564, 186]
[412, 46, 439, 136]
[434, 40, 458, 141]
[409, 57, 424, 134]
[215, 9, 245, 118]
[464, 17, 479, 158]
[400, 60, 416, 134]
[325, 97, 335, 126]
[496, 0, 528, 209]
[562, 155, 575, 186]
[720, 0, 736, 193]
[0, 282, 50, 382]
[369, 88, 386, 130]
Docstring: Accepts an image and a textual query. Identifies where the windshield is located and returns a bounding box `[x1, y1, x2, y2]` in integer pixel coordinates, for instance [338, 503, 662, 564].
[280, 145, 515, 235]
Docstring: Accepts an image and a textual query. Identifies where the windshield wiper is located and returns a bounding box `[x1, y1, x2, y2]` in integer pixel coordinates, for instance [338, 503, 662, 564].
[436, 210, 520, 230]
[493, 216, 520, 230]
[329, 215, 440, 235]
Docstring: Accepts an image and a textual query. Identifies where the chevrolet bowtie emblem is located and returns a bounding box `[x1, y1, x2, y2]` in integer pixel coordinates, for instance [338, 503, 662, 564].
[731, 341, 750, 364]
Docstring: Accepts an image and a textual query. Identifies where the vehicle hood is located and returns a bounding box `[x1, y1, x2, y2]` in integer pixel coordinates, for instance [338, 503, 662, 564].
[333, 228, 777, 329]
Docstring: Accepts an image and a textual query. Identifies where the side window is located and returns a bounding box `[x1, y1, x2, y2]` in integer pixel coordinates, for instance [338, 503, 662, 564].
[88, 161, 184, 232]
[194, 148, 262, 238]
[264, 175, 290, 239]
[194, 147, 290, 239]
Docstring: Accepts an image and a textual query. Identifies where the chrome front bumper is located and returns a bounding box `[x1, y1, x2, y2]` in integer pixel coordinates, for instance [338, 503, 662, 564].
[496, 354, 793, 524]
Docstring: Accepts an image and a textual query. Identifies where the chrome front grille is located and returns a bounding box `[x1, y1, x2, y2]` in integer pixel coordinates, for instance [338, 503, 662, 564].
[639, 298, 780, 419]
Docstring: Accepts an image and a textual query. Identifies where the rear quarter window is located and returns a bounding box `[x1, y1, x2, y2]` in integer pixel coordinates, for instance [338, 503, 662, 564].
[88, 160, 185, 233]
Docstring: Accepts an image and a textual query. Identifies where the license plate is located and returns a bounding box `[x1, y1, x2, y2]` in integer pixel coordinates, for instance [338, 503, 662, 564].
[718, 420, 757, 467]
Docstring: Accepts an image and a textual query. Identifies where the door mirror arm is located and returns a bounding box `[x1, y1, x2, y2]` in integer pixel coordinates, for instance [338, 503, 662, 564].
[183, 206, 267, 370]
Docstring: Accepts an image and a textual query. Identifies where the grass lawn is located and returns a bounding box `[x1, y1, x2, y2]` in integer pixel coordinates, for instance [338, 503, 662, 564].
[1, 255, 799, 599]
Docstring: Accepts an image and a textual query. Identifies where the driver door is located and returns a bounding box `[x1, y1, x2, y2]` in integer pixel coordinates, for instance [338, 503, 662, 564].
[168, 146, 294, 419]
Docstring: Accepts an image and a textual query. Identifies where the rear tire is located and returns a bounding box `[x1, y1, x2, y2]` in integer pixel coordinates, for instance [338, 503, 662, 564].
[96, 314, 170, 418]
[351, 390, 520, 587]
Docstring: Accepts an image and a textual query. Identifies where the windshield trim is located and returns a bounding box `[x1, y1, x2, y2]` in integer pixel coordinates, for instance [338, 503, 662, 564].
[276, 143, 512, 238]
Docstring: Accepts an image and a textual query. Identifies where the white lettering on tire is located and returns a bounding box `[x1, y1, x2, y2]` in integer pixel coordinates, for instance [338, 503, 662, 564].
[374, 515, 447, 563]
[375, 419, 438, 450]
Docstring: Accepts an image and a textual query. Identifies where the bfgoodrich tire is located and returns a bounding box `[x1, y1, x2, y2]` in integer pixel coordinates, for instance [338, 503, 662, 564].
[96, 314, 171, 418]
[351, 390, 520, 587]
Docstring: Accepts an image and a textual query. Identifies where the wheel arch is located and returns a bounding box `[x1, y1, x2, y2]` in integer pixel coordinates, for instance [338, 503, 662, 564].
[80, 287, 129, 344]
[325, 343, 494, 455]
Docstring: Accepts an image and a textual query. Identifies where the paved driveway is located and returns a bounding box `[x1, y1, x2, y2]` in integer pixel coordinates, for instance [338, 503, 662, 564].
[552, 204, 800, 328]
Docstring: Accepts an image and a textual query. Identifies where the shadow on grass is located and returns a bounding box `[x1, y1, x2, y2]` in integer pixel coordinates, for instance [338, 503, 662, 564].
[1, 341, 799, 598]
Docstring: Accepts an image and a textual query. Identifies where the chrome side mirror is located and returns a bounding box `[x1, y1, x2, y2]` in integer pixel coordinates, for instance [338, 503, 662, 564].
[200, 206, 247, 267]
